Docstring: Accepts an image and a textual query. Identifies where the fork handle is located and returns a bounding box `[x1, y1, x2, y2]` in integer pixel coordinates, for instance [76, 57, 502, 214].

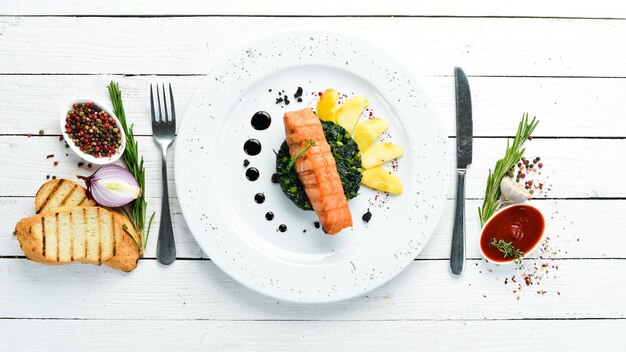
[157, 146, 176, 265]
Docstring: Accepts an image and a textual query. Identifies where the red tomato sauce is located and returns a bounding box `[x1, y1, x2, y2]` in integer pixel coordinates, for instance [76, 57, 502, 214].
[480, 205, 545, 263]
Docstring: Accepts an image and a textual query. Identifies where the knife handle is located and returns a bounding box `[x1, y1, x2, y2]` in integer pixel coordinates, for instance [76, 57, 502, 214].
[450, 169, 467, 275]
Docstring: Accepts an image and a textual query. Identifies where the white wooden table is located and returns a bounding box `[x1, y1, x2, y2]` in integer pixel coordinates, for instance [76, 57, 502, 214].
[1, 2, 625, 350]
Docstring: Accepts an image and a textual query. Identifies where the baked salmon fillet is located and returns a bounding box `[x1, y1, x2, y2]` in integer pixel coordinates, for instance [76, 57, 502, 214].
[284, 108, 352, 234]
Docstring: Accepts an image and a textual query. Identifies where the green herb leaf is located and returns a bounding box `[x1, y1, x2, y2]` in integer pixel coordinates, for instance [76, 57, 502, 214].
[286, 139, 316, 171]
[122, 223, 141, 252]
[108, 82, 154, 256]
[489, 239, 524, 264]
[478, 113, 539, 227]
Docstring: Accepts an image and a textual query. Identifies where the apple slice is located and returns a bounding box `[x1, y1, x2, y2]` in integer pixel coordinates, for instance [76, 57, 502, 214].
[361, 166, 403, 194]
[316, 89, 340, 123]
[353, 118, 390, 151]
[336, 96, 368, 134]
[361, 142, 403, 169]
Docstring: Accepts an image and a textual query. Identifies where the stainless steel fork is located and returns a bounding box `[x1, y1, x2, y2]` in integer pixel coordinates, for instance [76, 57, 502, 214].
[151, 83, 176, 265]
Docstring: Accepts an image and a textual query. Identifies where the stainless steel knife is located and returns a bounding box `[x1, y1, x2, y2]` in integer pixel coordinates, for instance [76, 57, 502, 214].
[450, 67, 473, 275]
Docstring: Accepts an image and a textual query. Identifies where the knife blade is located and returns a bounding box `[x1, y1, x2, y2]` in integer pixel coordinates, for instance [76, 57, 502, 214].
[450, 67, 473, 275]
[454, 67, 473, 168]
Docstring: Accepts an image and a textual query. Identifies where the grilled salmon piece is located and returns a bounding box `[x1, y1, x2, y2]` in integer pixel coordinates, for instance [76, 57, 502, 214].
[284, 108, 352, 234]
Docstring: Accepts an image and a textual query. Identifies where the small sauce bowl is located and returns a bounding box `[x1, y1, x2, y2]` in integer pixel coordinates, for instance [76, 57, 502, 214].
[479, 203, 545, 264]
[60, 99, 126, 165]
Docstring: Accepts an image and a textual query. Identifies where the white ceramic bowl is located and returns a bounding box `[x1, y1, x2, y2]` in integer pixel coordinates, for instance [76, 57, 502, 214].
[479, 202, 546, 264]
[60, 99, 126, 165]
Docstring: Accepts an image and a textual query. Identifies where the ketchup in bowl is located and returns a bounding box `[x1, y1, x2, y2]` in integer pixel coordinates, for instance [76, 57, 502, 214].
[479, 204, 545, 263]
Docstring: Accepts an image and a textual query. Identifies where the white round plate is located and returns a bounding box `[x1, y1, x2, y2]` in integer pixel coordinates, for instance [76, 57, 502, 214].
[175, 31, 448, 303]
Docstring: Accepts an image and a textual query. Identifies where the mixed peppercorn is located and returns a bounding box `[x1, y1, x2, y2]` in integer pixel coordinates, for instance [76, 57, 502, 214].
[506, 156, 545, 195]
[64, 102, 121, 158]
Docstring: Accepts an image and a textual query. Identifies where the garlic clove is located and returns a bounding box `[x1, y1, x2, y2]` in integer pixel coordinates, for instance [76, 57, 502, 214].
[500, 177, 531, 205]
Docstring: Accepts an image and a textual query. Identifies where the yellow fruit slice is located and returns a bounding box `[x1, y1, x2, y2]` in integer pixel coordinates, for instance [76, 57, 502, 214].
[353, 118, 390, 151]
[361, 142, 404, 169]
[316, 89, 340, 123]
[361, 167, 403, 194]
[336, 96, 369, 134]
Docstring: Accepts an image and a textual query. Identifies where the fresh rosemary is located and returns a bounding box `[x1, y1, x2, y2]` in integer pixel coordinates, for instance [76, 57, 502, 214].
[489, 239, 524, 264]
[287, 139, 316, 171]
[108, 82, 155, 255]
[478, 113, 539, 227]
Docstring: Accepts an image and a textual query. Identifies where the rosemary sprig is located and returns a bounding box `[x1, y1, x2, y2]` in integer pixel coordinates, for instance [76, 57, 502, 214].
[287, 139, 316, 170]
[122, 223, 141, 251]
[478, 113, 538, 227]
[108, 82, 154, 255]
[489, 239, 524, 264]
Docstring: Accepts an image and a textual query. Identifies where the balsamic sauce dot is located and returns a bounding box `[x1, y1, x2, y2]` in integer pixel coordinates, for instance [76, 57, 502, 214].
[243, 159, 250, 167]
[243, 139, 261, 156]
[278, 224, 287, 232]
[265, 212, 274, 221]
[254, 193, 265, 204]
[362, 210, 372, 223]
[314, 221, 320, 229]
[271, 173, 278, 183]
[245, 167, 259, 181]
[251, 111, 272, 130]
[294, 87, 303, 98]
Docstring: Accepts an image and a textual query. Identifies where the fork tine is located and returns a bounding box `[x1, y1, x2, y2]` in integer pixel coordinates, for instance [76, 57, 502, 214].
[162, 83, 169, 122]
[169, 83, 176, 125]
[156, 84, 163, 122]
[150, 84, 156, 122]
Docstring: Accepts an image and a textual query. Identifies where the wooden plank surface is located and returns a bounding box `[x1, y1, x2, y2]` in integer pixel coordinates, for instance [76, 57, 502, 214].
[0, 136, 620, 199]
[2, 0, 626, 18]
[0, 17, 625, 77]
[0, 258, 624, 320]
[0, 5, 623, 350]
[1, 197, 619, 260]
[2, 75, 625, 137]
[0, 319, 624, 351]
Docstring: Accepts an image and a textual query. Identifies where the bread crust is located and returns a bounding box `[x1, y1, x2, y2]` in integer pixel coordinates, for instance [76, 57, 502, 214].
[105, 211, 142, 272]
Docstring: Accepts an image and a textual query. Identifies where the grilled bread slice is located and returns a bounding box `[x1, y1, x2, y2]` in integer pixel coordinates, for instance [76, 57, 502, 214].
[35, 179, 95, 214]
[15, 206, 141, 272]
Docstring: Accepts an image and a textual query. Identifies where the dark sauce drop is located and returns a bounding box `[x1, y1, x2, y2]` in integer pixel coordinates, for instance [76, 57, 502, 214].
[278, 224, 287, 232]
[243, 159, 250, 167]
[251, 111, 272, 130]
[294, 87, 303, 98]
[254, 193, 265, 204]
[271, 173, 278, 183]
[265, 212, 274, 221]
[362, 210, 372, 223]
[314, 221, 320, 229]
[244, 139, 261, 156]
[245, 167, 259, 181]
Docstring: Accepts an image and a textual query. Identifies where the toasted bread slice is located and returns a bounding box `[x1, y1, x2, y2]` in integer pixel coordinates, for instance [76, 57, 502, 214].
[35, 179, 95, 214]
[15, 206, 140, 272]
[16, 206, 118, 265]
